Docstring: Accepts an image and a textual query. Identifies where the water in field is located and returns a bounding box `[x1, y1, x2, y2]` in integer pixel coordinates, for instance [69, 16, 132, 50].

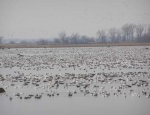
[0, 46, 150, 115]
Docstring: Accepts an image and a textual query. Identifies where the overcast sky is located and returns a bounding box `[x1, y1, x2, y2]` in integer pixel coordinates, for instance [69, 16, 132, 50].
[0, 0, 150, 39]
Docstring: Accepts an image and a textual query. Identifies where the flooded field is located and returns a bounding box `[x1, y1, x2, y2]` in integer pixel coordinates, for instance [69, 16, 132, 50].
[0, 46, 150, 115]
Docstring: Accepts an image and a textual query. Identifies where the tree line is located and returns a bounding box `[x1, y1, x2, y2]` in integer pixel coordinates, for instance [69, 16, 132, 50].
[54, 23, 150, 44]
[0, 23, 150, 44]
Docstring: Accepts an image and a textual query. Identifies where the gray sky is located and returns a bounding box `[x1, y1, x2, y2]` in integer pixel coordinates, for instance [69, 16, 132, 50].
[0, 0, 150, 39]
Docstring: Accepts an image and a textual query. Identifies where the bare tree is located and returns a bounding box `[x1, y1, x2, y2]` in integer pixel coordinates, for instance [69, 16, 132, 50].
[121, 24, 131, 41]
[116, 29, 122, 42]
[53, 38, 60, 43]
[0, 36, 3, 44]
[89, 37, 95, 43]
[70, 33, 80, 44]
[109, 28, 117, 43]
[135, 24, 145, 41]
[97, 30, 106, 43]
[142, 24, 150, 42]
[80, 35, 89, 44]
[58, 31, 66, 44]
[64, 36, 69, 44]
[36, 39, 48, 45]
[128, 24, 136, 41]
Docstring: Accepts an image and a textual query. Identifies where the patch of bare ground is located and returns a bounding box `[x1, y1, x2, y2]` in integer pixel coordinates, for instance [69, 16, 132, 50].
[0, 42, 150, 48]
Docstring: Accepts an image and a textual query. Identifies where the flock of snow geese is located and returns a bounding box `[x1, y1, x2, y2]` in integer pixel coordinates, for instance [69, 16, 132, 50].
[0, 46, 150, 100]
